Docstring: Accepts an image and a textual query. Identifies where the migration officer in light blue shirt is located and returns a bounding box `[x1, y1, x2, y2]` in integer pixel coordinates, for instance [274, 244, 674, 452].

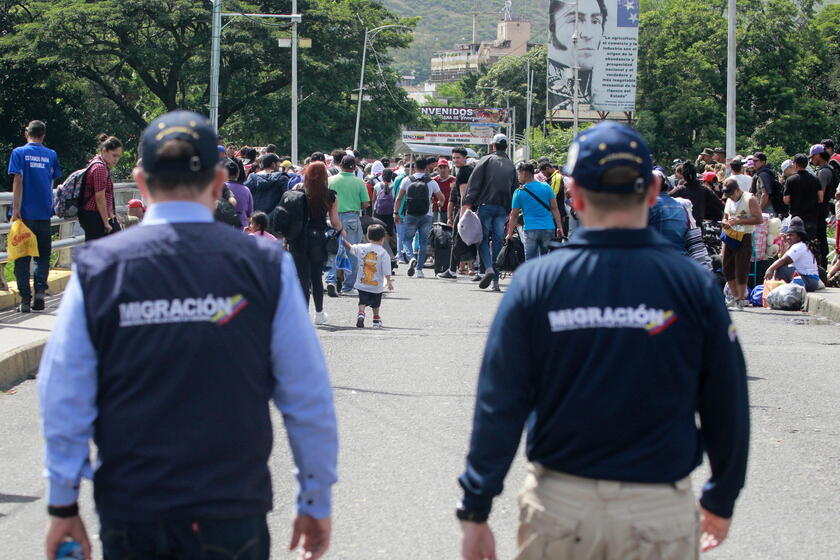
[39, 111, 338, 560]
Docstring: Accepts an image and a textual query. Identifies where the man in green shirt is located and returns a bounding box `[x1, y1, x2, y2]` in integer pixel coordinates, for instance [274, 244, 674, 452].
[326, 155, 370, 295]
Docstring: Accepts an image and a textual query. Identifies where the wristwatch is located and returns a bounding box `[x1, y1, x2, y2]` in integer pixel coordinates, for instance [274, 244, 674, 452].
[48, 503, 79, 518]
[456, 506, 488, 523]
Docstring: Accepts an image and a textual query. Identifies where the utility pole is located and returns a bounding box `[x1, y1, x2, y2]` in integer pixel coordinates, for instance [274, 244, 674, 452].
[511, 105, 517, 159]
[291, 0, 299, 164]
[572, 1, 580, 137]
[525, 58, 533, 161]
[207, 3, 302, 137]
[726, 0, 736, 161]
[353, 33, 368, 150]
[209, 0, 222, 131]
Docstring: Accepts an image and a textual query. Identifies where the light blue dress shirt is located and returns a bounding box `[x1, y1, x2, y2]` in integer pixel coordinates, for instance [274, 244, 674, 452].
[38, 201, 338, 518]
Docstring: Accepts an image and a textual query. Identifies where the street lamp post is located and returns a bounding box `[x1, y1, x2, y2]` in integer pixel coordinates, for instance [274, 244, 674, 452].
[725, 0, 736, 160]
[353, 24, 411, 149]
[209, 0, 222, 131]
[525, 58, 533, 161]
[291, 0, 299, 164]
[479, 86, 514, 157]
[572, 0, 580, 137]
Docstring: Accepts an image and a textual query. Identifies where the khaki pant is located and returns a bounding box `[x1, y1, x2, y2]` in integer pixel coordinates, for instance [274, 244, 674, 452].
[515, 464, 699, 560]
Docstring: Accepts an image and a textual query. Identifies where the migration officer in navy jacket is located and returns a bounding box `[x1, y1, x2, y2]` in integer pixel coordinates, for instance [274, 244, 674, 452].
[39, 111, 338, 560]
[457, 122, 749, 560]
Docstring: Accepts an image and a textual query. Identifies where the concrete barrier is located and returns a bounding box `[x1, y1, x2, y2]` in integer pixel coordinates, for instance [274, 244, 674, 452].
[804, 287, 840, 324]
[0, 340, 45, 389]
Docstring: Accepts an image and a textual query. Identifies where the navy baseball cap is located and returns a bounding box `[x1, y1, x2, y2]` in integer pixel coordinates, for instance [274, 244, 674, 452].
[140, 111, 219, 174]
[563, 122, 653, 193]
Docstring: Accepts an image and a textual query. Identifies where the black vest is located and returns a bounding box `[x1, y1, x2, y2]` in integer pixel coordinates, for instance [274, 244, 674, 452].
[75, 221, 282, 521]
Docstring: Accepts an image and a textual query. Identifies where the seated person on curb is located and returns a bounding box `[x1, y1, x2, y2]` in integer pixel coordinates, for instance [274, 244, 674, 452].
[764, 216, 823, 292]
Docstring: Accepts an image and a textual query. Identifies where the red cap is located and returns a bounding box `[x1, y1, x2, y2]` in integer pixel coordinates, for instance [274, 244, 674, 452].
[127, 199, 146, 210]
[436, 158, 450, 167]
[702, 171, 718, 183]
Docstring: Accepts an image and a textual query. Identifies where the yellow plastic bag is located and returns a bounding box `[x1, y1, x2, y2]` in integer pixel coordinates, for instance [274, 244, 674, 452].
[7, 220, 40, 261]
[763, 279, 786, 308]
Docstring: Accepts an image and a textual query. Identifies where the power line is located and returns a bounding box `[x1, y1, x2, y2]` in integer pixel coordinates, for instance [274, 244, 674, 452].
[224, 0, 295, 28]
[367, 40, 415, 113]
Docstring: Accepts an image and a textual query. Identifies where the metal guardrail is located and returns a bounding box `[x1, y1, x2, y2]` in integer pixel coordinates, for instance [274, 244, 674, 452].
[0, 183, 141, 289]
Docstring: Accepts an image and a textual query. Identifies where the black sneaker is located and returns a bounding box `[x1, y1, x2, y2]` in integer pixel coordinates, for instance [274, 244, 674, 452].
[491, 280, 501, 292]
[356, 314, 365, 328]
[407, 258, 417, 278]
[479, 271, 496, 289]
[471, 273, 483, 282]
[19, 299, 31, 313]
[437, 269, 457, 279]
[32, 292, 46, 311]
[327, 283, 338, 298]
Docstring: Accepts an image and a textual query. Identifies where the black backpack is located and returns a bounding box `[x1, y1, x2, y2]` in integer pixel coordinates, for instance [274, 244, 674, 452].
[821, 164, 839, 207]
[214, 199, 241, 228]
[769, 175, 788, 217]
[270, 190, 309, 240]
[405, 175, 431, 217]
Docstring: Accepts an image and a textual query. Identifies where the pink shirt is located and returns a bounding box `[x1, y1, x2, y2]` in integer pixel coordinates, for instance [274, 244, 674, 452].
[249, 231, 277, 241]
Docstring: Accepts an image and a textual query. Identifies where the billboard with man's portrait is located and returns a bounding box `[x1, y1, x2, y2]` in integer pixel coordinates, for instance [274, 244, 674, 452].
[547, 0, 639, 121]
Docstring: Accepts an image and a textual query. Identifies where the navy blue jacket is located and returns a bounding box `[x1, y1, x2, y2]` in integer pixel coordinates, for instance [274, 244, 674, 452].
[245, 171, 290, 213]
[75, 221, 282, 520]
[460, 228, 749, 519]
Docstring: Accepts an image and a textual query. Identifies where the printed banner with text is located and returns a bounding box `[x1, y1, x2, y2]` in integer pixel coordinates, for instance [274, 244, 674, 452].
[402, 131, 490, 145]
[419, 107, 509, 124]
[547, 0, 638, 120]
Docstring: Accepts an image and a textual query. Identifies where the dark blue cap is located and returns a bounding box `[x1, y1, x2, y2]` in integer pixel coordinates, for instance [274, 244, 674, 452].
[563, 122, 653, 193]
[140, 111, 219, 174]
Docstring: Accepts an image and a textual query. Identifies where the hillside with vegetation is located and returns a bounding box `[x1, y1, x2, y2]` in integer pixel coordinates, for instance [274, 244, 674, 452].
[382, 0, 549, 80]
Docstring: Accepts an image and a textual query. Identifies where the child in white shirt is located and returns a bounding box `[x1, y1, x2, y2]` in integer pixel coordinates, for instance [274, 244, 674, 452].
[342, 224, 393, 327]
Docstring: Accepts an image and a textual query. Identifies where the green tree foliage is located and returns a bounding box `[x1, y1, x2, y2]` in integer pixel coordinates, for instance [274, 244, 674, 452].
[0, 0, 419, 173]
[810, 4, 840, 123]
[528, 124, 589, 164]
[0, 2, 138, 188]
[636, 0, 838, 161]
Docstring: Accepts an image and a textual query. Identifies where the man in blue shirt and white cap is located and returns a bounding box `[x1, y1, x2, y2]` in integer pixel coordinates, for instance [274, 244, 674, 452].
[457, 121, 749, 560]
[39, 111, 338, 560]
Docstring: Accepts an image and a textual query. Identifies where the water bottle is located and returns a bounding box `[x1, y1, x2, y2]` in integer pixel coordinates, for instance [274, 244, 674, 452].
[56, 541, 84, 560]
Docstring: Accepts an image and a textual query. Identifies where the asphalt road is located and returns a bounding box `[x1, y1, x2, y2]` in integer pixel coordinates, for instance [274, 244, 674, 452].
[1, 270, 838, 559]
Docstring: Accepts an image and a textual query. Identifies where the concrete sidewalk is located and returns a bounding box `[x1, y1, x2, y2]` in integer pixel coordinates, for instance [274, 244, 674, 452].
[805, 287, 840, 323]
[0, 290, 63, 389]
